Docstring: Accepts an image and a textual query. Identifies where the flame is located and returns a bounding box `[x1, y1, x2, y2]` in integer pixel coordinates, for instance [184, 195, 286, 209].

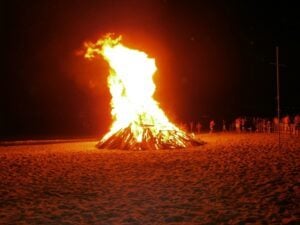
[85, 34, 191, 147]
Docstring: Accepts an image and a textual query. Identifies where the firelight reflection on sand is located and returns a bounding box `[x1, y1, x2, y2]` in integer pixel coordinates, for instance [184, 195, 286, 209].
[84, 34, 192, 147]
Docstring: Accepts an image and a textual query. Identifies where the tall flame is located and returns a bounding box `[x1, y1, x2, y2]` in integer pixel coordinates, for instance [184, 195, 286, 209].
[85, 34, 200, 149]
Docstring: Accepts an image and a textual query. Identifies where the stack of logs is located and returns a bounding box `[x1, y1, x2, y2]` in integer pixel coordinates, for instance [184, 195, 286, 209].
[96, 124, 204, 150]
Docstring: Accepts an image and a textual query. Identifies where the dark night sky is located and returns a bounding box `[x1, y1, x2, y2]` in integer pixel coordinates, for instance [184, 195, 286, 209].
[1, 0, 299, 139]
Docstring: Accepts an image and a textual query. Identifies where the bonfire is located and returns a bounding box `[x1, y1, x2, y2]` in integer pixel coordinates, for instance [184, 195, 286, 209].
[85, 34, 203, 150]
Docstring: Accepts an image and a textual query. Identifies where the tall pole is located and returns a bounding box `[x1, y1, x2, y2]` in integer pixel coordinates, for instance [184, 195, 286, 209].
[276, 46, 280, 148]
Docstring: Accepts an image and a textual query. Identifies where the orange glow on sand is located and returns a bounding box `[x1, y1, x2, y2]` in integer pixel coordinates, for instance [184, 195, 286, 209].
[85, 34, 202, 149]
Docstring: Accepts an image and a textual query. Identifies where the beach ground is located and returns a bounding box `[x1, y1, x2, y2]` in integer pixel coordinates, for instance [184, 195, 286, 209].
[0, 133, 299, 224]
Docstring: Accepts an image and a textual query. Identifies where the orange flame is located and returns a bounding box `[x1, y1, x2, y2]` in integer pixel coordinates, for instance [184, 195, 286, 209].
[85, 34, 188, 146]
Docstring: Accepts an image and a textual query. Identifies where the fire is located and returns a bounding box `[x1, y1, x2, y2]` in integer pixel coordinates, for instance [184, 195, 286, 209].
[85, 34, 202, 149]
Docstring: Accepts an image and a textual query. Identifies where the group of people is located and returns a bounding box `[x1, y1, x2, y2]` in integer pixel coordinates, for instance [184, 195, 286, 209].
[230, 115, 300, 135]
[180, 114, 300, 135]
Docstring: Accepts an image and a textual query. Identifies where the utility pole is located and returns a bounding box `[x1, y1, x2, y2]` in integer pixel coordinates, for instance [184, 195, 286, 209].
[276, 46, 281, 149]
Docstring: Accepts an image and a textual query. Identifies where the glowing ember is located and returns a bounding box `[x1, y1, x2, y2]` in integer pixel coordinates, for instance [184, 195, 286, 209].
[85, 34, 202, 149]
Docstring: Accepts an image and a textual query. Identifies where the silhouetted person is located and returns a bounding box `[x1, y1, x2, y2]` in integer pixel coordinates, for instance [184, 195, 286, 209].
[282, 115, 290, 133]
[222, 120, 226, 132]
[209, 120, 215, 133]
[293, 114, 300, 135]
[235, 117, 241, 132]
[273, 117, 279, 133]
[196, 122, 202, 133]
[241, 117, 246, 132]
[267, 120, 271, 133]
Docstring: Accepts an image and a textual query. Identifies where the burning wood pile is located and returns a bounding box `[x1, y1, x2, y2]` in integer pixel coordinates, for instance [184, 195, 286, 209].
[85, 34, 203, 150]
[96, 123, 203, 150]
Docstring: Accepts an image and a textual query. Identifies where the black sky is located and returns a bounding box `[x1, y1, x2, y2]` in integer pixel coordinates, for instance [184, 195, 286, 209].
[1, 0, 299, 139]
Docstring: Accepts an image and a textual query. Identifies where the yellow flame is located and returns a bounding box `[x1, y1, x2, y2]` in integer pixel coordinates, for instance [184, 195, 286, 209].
[85, 34, 184, 143]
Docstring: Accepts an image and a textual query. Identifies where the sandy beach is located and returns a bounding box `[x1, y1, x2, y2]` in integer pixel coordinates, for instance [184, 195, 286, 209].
[0, 133, 299, 224]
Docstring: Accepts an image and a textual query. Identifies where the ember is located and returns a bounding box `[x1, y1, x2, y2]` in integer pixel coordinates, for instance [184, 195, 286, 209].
[85, 34, 203, 150]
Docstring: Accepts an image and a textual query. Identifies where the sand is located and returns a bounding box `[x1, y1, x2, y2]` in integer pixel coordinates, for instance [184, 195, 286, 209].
[0, 133, 299, 224]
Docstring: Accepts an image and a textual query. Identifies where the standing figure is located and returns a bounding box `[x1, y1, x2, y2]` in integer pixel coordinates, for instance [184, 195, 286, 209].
[196, 122, 202, 133]
[222, 120, 226, 132]
[267, 120, 271, 133]
[293, 114, 300, 135]
[235, 117, 241, 133]
[241, 118, 246, 132]
[209, 120, 215, 133]
[282, 115, 290, 133]
[273, 117, 279, 133]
